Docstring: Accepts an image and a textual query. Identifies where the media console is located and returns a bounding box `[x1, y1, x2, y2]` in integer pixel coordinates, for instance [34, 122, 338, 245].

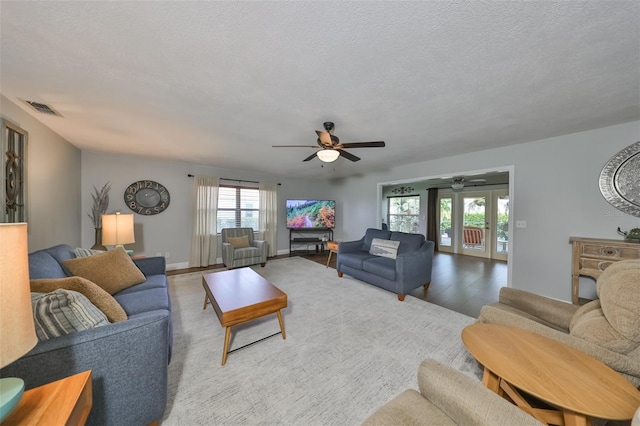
[289, 228, 333, 255]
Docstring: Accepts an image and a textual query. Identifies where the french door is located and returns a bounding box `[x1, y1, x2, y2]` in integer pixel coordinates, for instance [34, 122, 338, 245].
[437, 189, 509, 261]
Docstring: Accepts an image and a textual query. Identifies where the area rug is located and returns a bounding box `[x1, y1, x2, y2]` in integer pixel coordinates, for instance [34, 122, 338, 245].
[162, 257, 481, 425]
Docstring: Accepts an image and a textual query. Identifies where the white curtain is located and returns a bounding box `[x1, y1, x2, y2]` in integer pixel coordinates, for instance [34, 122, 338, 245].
[189, 175, 219, 267]
[259, 182, 278, 257]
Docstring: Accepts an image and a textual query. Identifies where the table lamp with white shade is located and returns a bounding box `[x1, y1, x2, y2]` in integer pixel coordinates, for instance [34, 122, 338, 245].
[0, 223, 38, 421]
[101, 212, 135, 249]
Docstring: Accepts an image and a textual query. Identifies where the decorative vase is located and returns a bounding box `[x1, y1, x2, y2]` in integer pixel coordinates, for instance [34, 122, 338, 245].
[91, 227, 106, 251]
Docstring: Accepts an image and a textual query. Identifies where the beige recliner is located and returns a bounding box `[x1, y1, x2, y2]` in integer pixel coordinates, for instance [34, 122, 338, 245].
[362, 358, 542, 425]
[478, 259, 640, 387]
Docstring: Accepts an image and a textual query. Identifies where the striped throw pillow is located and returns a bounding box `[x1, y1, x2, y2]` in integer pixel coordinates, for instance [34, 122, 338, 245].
[73, 247, 105, 258]
[31, 289, 109, 340]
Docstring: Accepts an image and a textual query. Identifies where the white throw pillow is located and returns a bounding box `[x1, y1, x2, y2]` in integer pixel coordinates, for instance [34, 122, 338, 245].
[369, 238, 400, 259]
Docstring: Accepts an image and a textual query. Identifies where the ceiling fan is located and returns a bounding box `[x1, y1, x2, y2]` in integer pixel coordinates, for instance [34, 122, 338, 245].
[272, 122, 385, 162]
[446, 176, 487, 190]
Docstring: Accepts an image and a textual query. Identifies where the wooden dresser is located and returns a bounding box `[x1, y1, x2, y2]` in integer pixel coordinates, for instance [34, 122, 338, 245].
[569, 237, 640, 304]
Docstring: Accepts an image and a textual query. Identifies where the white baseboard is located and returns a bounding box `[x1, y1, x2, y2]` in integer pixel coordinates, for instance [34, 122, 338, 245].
[166, 261, 189, 271]
[167, 253, 291, 271]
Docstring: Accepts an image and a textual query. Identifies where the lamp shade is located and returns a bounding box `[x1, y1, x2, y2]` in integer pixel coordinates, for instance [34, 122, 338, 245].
[317, 149, 340, 163]
[0, 223, 37, 369]
[101, 213, 135, 246]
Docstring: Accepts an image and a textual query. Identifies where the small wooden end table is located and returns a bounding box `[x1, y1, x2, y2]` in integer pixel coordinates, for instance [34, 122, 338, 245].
[202, 267, 288, 366]
[326, 240, 339, 267]
[462, 323, 640, 425]
[3, 370, 92, 425]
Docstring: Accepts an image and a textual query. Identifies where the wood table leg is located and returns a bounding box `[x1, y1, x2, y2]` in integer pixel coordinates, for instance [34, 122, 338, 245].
[563, 409, 590, 426]
[482, 367, 501, 394]
[222, 326, 231, 366]
[326, 251, 333, 267]
[203, 293, 209, 310]
[276, 310, 286, 339]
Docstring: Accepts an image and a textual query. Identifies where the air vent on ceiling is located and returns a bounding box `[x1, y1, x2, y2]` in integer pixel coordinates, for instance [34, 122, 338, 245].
[21, 99, 63, 117]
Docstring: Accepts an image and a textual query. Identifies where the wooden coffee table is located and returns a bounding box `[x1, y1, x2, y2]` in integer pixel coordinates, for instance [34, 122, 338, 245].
[202, 267, 287, 366]
[462, 323, 640, 425]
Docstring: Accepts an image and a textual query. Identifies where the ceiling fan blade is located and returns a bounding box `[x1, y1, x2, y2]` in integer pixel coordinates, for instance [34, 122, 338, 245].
[338, 149, 360, 162]
[315, 130, 333, 146]
[302, 152, 318, 162]
[272, 145, 318, 148]
[339, 141, 385, 148]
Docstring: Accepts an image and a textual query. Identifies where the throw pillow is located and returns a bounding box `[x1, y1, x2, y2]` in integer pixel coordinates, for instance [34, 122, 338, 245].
[227, 235, 250, 249]
[369, 238, 400, 259]
[63, 247, 146, 295]
[73, 247, 105, 258]
[31, 276, 127, 322]
[32, 289, 109, 341]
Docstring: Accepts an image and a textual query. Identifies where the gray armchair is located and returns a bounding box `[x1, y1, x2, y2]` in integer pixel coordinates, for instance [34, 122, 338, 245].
[362, 358, 542, 425]
[221, 227, 268, 269]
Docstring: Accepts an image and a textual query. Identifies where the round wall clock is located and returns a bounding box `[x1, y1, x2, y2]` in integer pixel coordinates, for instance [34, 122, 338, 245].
[124, 180, 170, 215]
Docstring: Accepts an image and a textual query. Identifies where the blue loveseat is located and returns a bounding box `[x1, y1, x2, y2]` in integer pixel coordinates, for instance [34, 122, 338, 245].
[337, 228, 435, 301]
[0, 244, 172, 426]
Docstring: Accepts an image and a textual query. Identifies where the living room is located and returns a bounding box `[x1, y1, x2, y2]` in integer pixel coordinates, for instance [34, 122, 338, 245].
[1, 1, 640, 424]
[4, 95, 638, 303]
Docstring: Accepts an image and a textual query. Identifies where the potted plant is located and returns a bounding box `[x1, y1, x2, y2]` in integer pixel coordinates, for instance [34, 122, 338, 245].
[617, 227, 640, 243]
[88, 182, 111, 250]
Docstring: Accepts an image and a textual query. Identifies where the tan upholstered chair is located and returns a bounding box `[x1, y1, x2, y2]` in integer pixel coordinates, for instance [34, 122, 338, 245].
[220, 228, 268, 269]
[478, 259, 640, 387]
[362, 358, 542, 425]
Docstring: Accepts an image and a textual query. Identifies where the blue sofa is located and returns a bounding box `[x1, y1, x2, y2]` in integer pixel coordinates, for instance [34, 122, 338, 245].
[337, 228, 435, 301]
[0, 244, 172, 426]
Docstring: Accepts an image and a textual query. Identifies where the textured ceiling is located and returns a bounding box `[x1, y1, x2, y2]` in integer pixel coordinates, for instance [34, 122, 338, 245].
[1, 1, 639, 179]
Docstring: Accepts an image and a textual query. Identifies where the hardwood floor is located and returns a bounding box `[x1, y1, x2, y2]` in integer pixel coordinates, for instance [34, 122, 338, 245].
[302, 250, 505, 318]
[168, 251, 506, 318]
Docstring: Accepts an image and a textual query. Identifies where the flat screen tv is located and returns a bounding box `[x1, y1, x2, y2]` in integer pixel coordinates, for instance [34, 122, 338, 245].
[286, 199, 335, 229]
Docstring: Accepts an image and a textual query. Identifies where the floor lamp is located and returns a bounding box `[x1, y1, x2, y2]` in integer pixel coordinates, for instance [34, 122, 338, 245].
[0, 223, 38, 421]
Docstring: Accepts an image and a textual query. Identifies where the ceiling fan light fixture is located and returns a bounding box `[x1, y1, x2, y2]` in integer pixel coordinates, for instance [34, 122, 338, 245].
[317, 149, 340, 163]
[451, 177, 465, 190]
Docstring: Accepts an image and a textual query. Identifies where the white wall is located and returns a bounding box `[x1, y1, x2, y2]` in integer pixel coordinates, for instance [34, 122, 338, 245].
[330, 121, 640, 302]
[1, 95, 81, 250]
[81, 150, 332, 268]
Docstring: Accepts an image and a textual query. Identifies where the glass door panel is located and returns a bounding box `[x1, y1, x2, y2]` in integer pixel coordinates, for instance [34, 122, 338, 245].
[492, 190, 509, 261]
[438, 196, 453, 252]
[461, 193, 490, 258]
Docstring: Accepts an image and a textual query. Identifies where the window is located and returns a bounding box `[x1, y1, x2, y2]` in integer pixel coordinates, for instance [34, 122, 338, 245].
[217, 186, 260, 232]
[388, 195, 420, 233]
